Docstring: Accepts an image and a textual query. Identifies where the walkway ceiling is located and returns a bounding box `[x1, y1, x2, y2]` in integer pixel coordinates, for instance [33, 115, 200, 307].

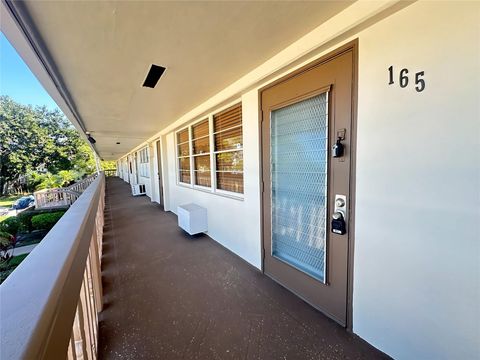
[9, 1, 353, 159]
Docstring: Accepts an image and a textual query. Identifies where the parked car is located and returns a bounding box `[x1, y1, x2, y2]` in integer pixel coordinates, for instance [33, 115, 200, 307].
[12, 195, 35, 210]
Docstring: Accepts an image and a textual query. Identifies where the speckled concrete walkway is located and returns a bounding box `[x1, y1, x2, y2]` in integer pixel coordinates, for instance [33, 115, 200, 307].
[98, 177, 388, 360]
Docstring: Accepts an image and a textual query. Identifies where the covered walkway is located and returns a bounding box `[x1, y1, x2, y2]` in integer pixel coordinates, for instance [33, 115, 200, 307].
[98, 178, 387, 359]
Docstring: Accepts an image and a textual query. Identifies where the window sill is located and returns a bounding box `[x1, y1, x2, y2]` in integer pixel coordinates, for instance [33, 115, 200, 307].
[175, 182, 244, 201]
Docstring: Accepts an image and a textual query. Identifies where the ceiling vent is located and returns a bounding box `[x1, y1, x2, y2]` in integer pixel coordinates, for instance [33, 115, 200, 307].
[142, 64, 166, 88]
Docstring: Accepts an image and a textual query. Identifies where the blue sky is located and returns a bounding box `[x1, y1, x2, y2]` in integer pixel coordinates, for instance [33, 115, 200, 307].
[1, 32, 59, 110]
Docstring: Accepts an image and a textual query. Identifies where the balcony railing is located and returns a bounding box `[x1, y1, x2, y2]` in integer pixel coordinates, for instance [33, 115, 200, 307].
[104, 169, 117, 177]
[34, 173, 98, 209]
[0, 173, 105, 360]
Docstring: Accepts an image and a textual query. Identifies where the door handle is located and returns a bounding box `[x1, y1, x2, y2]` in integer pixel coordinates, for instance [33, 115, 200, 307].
[332, 211, 344, 220]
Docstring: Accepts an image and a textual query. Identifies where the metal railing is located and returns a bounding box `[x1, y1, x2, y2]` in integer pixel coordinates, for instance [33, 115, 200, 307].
[0, 173, 105, 359]
[34, 173, 98, 209]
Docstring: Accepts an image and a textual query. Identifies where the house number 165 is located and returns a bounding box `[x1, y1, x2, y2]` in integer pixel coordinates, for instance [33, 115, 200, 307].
[388, 66, 425, 92]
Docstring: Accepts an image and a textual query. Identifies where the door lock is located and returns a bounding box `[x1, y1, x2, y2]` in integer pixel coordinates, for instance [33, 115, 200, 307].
[331, 194, 347, 235]
[332, 137, 344, 158]
[331, 212, 346, 235]
[335, 197, 345, 208]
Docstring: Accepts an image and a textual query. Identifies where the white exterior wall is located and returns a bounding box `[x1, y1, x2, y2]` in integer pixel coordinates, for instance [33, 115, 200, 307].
[124, 2, 479, 359]
[127, 156, 132, 184]
[150, 141, 160, 203]
[150, 139, 167, 206]
[353, 3, 479, 359]
[165, 93, 262, 266]
[137, 150, 152, 198]
[122, 158, 129, 182]
[128, 154, 137, 185]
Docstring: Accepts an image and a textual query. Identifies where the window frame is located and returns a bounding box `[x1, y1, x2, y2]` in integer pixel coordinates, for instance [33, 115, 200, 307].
[191, 118, 212, 190]
[138, 147, 150, 178]
[174, 101, 244, 199]
[212, 106, 243, 195]
[176, 127, 192, 185]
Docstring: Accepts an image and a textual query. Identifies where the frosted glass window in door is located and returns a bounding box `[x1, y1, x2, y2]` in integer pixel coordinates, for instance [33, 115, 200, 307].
[270, 93, 329, 283]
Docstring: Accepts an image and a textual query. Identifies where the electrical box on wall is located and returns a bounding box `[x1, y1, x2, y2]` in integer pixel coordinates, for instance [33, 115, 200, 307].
[177, 203, 208, 235]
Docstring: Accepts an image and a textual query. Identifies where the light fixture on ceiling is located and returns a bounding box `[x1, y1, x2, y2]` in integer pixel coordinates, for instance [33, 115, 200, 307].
[85, 131, 96, 144]
[116, 142, 121, 145]
[142, 64, 166, 88]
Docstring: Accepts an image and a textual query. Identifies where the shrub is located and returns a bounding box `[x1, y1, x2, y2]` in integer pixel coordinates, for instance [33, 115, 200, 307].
[17, 212, 34, 233]
[17, 208, 68, 233]
[0, 231, 15, 265]
[0, 217, 20, 236]
[31, 211, 66, 231]
[0, 231, 14, 247]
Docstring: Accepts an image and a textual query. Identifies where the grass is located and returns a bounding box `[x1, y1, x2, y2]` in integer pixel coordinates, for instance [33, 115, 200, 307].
[0, 195, 22, 208]
[0, 253, 29, 284]
[0, 194, 23, 222]
[7, 253, 28, 267]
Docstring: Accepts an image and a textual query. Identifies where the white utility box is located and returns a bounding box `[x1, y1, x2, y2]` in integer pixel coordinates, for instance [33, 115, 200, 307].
[131, 184, 146, 196]
[177, 203, 208, 235]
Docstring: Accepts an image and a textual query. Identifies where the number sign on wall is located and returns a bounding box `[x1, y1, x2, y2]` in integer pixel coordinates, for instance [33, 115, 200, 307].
[388, 66, 425, 92]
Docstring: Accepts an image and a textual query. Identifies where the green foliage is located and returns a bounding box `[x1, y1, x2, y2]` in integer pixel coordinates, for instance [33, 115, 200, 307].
[31, 211, 65, 231]
[0, 96, 97, 195]
[5, 253, 28, 268]
[0, 217, 20, 236]
[0, 231, 15, 267]
[0, 253, 28, 284]
[17, 211, 34, 233]
[0, 195, 22, 208]
[0, 231, 13, 246]
[17, 208, 67, 233]
[101, 160, 116, 171]
[27, 170, 84, 190]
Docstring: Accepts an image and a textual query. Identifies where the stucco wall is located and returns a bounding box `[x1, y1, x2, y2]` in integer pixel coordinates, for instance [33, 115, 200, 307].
[119, 158, 129, 183]
[150, 142, 160, 204]
[353, 2, 479, 359]
[144, 2, 480, 358]
[165, 92, 263, 268]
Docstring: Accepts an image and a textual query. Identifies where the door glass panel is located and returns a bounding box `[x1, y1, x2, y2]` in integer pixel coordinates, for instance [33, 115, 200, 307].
[271, 93, 328, 283]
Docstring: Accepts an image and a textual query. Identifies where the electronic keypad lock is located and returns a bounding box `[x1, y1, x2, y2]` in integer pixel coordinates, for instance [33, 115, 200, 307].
[331, 212, 346, 235]
[331, 195, 347, 235]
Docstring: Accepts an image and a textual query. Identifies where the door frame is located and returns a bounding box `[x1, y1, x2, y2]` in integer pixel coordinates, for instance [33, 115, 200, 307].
[258, 39, 358, 330]
[156, 139, 164, 206]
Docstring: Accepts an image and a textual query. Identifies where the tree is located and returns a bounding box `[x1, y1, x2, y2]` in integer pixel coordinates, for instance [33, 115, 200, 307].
[0, 96, 44, 193]
[101, 160, 116, 170]
[0, 231, 16, 267]
[0, 96, 97, 195]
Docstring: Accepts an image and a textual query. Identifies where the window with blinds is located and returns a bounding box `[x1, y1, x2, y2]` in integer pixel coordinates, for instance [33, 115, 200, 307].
[138, 147, 150, 178]
[213, 104, 243, 193]
[177, 129, 190, 184]
[175, 103, 243, 195]
[192, 119, 211, 187]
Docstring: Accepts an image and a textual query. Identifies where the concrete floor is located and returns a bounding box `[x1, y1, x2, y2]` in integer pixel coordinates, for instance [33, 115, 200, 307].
[98, 178, 388, 359]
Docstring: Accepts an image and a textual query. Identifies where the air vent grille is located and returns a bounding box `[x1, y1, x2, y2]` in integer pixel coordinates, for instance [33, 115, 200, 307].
[142, 64, 166, 88]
